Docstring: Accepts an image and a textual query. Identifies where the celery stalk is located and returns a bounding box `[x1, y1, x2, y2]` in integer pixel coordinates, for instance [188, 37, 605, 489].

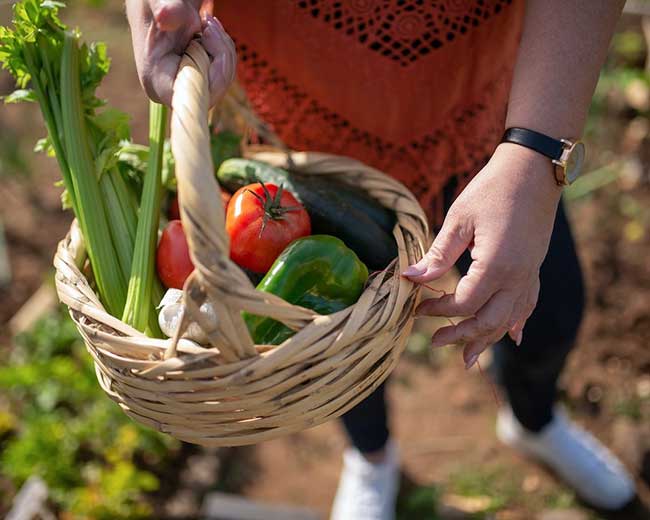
[21, 43, 78, 215]
[101, 170, 137, 279]
[61, 33, 127, 316]
[1, 1, 159, 320]
[122, 102, 167, 335]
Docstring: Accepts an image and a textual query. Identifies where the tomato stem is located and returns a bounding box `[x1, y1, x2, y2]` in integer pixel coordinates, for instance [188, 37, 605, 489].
[245, 182, 304, 237]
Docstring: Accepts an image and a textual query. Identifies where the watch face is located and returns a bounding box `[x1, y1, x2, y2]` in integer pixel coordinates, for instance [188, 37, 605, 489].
[565, 141, 585, 184]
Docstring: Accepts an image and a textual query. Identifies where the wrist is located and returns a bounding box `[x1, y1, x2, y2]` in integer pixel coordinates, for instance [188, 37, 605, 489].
[493, 142, 563, 200]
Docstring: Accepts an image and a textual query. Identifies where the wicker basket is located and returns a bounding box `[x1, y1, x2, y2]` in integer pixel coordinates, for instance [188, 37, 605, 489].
[53, 42, 430, 447]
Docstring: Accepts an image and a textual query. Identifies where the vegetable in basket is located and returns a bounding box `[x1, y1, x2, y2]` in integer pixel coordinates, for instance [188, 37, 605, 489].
[217, 158, 398, 270]
[226, 182, 311, 274]
[1, 1, 128, 316]
[158, 288, 217, 344]
[122, 101, 168, 335]
[0, 0, 164, 335]
[244, 235, 369, 345]
[168, 194, 181, 221]
[168, 188, 231, 221]
[209, 127, 242, 170]
[156, 220, 194, 290]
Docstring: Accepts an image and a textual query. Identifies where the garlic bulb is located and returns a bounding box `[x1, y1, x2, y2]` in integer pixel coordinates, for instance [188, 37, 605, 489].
[158, 289, 218, 344]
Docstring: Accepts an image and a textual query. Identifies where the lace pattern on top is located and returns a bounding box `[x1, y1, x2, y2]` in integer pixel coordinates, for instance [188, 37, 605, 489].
[296, 0, 513, 66]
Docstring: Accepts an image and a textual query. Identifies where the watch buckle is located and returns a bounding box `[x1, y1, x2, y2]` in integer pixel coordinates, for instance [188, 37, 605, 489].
[551, 159, 569, 186]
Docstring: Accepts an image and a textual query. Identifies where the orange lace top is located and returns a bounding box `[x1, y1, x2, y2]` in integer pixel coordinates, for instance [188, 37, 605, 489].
[216, 1, 525, 223]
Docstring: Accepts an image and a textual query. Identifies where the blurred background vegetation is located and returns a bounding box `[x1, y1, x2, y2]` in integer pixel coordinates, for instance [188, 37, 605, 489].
[1, 1, 650, 519]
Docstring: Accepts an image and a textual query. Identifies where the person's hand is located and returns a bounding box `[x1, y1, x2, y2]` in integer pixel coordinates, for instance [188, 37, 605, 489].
[126, 0, 236, 107]
[403, 143, 562, 369]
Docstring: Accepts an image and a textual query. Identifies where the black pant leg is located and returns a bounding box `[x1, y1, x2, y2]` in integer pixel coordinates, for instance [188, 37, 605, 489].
[455, 201, 585, 432]
[340, 382, 390, 453]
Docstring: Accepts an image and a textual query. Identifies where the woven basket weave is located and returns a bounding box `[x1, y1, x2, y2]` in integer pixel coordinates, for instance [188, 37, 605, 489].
[53, 42, 430, 447]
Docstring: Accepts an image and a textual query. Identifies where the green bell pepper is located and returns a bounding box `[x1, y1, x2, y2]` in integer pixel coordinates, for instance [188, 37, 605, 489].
[244, 235, 369, 345]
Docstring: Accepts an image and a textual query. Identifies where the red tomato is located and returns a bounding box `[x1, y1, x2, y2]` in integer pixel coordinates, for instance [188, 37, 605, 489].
[226, 183, 311, 273]
[168, 189, 231, 221]
[156, 220, 195, 289]
[168, 195, 180, 221]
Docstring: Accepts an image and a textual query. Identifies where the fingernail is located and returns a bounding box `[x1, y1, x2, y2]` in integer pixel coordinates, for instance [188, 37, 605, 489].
[465, 353, 479, 370]
[402, 265, 425, 277]
[516, 330, 523, 347]
[211, 15, 225, 31]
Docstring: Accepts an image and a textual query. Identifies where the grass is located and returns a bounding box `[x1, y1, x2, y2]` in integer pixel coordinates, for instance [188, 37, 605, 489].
[543, 489, 577, 510]
[447, 464, 521, 516]
[397, 483, 440, 520]
[613, 396, 645, 421]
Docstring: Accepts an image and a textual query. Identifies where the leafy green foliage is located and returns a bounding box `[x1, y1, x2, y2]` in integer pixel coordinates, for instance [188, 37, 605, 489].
[210, 128, 242, 171]
[0, 307, 178, 519]
[118, 128, 240, 193]
[396, 484, 440, 520]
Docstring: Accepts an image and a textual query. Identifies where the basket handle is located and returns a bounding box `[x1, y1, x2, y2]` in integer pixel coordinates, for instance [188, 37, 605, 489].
[169, 41, 258, 361]
[171, 41, 227, 258]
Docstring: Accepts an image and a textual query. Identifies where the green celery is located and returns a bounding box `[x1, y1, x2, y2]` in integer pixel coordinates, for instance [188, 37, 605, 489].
[122, 102, 167, 335]
[1, 1, 168, 323]
[20, 38, 78, 215]
[101, 169, 137, 280]
[61, 33, 126, 316]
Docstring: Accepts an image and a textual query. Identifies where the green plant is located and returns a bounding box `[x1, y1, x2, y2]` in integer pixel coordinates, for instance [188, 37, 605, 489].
[122, 101, 167, 335]
[447, 464, 521, 516]
[543, 489, 576, 510]
[0, 0, 164, 332]
[0, 307, 178, 519]
[396, 484, 440, 520]
[614, 396, 644, 421]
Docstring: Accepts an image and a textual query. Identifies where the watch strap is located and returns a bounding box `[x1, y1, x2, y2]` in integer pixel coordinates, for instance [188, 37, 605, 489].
[502, 127, 565, 161]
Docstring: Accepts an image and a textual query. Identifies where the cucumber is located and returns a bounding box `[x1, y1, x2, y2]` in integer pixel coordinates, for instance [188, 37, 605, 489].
[217, 158, 398, 270]
[218, 159, 396, 234]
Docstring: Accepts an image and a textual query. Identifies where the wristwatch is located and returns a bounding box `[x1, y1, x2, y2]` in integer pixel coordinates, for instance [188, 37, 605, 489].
[501, 127, 586, 186]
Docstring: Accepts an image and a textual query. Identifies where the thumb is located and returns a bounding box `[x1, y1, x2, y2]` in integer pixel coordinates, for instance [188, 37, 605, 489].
[202, 16, 237, 106]
[403, 218, 471, 283]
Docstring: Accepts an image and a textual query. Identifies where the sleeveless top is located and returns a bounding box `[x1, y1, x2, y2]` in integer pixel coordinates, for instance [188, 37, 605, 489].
[216, 1, 525, 224]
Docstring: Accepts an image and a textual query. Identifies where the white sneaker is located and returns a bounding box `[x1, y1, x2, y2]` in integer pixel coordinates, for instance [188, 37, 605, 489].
[330, 440, 399, 520]
[497, 406, 636, 510]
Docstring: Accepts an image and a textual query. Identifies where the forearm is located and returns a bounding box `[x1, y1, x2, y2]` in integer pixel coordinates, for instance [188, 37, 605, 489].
[506, 0, 625, 138]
